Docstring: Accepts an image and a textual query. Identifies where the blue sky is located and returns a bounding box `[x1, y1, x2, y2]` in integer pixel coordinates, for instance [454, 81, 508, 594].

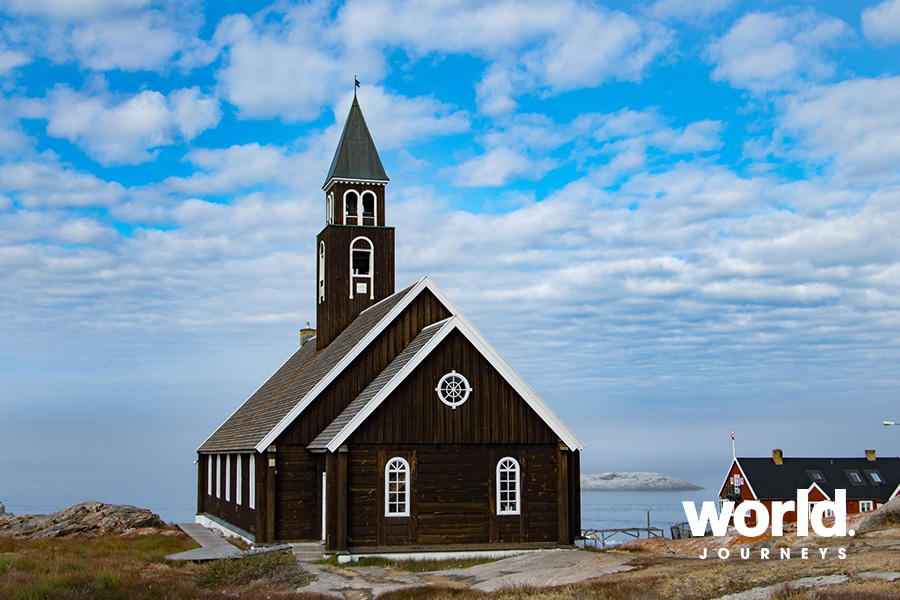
[2, 0, 900, 520]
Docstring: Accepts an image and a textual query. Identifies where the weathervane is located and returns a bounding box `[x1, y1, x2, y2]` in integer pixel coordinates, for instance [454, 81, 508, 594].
[354, 76, 360, 96]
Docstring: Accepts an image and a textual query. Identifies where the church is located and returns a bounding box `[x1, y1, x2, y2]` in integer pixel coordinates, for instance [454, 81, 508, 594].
[196, 94, 584, 557]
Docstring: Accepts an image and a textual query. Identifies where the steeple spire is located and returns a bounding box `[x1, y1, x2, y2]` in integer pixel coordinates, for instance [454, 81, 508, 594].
[323, 95, 389, 189]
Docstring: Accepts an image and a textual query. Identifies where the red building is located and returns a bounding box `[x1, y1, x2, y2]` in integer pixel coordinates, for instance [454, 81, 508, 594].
[720, 449, 900, 523]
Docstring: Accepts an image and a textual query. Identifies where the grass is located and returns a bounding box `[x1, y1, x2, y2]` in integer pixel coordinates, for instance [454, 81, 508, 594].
[316, 554, 500, 572]
[0, 532, 326, 600]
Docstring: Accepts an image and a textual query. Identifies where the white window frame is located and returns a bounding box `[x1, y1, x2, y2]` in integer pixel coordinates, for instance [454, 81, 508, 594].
[327, 193, 334, 225]
[216, 454, 222, 498]
[249, 456, 256, 509]
[349, 236, 374, 299]
[436, 370, 472, 409]
[225, 454, 231, 502]
[385, 457, 410, 517]
[207, 455, 213, 496]
[497, 457, 521, 515]
[318, 241, 326, 303]
[361, 190, 377, 223]
[344, 189, 360, 225]
[236, 454, 243, 506]
[860, 500, 874, 512]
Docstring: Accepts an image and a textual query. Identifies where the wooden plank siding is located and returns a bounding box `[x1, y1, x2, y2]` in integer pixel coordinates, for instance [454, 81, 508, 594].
[316, 224, 396, 349]
[198, 453, 257, 537]
[349, 329, 558, 445]
[341, 445, 560, 550]
[274, 447, 323, 541]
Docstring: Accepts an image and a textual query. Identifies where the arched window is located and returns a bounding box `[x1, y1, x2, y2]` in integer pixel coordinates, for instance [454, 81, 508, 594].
[496, 457, 520, 515]
[361, 190, 376, 224]
[385, 457, 410, 516]
[318, 241, 326, 303]
[344, 190, 359, 225]
[349, 236, 374, 299]
[326, 193, 334, 225]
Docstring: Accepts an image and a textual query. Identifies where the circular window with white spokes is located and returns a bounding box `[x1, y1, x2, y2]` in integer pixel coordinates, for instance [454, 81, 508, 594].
[436, 370, 472, 409]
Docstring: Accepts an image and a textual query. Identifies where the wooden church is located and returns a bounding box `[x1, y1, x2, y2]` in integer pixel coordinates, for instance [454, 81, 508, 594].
[196, 94, 584, 556]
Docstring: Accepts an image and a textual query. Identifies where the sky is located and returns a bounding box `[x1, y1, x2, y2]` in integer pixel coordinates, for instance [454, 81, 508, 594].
[2, 0, 900, 520]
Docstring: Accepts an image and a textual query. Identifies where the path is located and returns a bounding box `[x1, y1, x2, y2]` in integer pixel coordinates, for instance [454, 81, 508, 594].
[294, 549, 634, 599]
[166, 523, 243, 561]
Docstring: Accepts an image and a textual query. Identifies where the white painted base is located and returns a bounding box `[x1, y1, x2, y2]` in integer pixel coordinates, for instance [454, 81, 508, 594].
[195, 514, 254, 546]
[335, 548, 538, 564]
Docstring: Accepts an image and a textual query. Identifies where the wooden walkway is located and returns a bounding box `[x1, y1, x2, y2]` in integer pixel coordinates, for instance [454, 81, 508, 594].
[581, 527, 665, 549]
[166, 523, 243, 561]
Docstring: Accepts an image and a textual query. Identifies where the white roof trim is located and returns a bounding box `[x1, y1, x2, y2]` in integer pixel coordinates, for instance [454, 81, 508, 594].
[252, 274, 583, 453]
[718, 459, 759, 501]
[320, 317, 457, 452]
[322, 280, 584, 452]
[808, 481, 831, 501]
[253, 276, 431, 452]
[890, 482, 900, 501]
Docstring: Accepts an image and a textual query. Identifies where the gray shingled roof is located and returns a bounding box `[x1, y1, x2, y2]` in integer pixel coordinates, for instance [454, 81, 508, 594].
[736, 457, 900, 501]
[323, 95, 388, 187]
[198, 282, 418, 453]
[307, 318, 451, 451]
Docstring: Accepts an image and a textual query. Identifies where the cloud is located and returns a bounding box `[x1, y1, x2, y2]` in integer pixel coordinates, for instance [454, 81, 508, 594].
[780, 76, 900, 180]
[708, 11, 852, 92]
[0, 159, 125, 208]
[165, 143, 298, 194]
[0, 0, 151, 20]
[650, 0, 734, 22]
[40, 86, 220, 165]
[862, 0, 900, 45]
[454, 148, 552, 187]
[0, 48, 29, 75]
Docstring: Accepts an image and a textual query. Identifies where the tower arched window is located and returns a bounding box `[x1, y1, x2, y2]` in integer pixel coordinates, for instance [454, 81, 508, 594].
[318, 241, 325, 303]
[326, 193, 334, 225]
[496, 457, 520, 515]
[361, 190, 376, 225]
[349, 236, 374, 299]
[385, 457, 410, 516]
[344, 190, 359, 225]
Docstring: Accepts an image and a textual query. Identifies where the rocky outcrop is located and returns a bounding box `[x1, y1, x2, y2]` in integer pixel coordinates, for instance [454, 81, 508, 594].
[0, 501, 166, 538]
[582, 472, 702, 491]
[857, 496, 900, 533]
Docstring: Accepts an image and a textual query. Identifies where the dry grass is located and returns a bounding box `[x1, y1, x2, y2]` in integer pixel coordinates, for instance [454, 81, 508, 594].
[0, 532, 330, 600]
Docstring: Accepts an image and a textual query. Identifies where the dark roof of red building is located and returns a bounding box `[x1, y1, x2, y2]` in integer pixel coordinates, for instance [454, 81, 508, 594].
[733, 457, 900, 502]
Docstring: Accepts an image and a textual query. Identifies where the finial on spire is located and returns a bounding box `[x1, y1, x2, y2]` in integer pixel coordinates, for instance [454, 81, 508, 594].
[354, 76, 360, 96]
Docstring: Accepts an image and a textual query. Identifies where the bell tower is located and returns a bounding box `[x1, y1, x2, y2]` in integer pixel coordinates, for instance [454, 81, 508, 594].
[316, 94, 395, 349]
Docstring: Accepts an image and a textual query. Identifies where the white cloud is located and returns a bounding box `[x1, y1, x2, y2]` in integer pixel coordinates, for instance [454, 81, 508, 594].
[708, 11, 851, 92]
[165, 144, 297, 194]
[650, 0, 734, 22]
[0, 0, 150, 20]
[0, 48, 29, 75]
[862, 0, 900, 45]
[41, 86, 220, 165]
[67, 13, 183, 71]
[454, 148, 551, 187]
[0, 159, 124, 208]
[780, 76, 900, 180]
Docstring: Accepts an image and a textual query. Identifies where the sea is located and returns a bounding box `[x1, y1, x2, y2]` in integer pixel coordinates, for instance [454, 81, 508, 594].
[2, 478, 721, 539]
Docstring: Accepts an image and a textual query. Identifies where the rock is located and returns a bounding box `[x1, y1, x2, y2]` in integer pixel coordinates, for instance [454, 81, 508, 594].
[0, 501, 5, 515]
[857, 496, 900, 533]
[0, 501, 165, 538]
[582, 472, 702, 491]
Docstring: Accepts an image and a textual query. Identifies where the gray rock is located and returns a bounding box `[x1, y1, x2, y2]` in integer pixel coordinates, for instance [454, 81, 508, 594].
[0, 501, 5, 515]
[0, 501, 165, 538]
[857, 496, 900, 532]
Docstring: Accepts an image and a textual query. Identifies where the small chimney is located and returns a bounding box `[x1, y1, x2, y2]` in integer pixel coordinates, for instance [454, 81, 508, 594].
[773, 449, 783, 465]
[866, 449, 876, 462]
[300, 322, 316, 347]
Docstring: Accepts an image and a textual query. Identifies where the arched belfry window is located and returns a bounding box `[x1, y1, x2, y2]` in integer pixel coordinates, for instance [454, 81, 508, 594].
[318, 241, 325, 303]
[361, 190, 376, 225]
[385, 457, 410, 516]
[349, 236, 374, 299]
[344, 190, 359, 225]
[326, 193, 334, 225]
[496, 457, 520, 515]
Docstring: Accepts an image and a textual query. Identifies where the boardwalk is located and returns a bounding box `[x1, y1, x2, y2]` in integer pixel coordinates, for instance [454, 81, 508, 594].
[166, 523, 242, 561]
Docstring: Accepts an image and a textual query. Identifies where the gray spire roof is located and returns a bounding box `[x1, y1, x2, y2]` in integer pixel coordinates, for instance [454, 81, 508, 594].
[323, 95, 389, 188]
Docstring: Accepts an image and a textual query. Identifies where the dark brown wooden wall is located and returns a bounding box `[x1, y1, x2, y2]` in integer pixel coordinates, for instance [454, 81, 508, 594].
[280, 289, 451, 447]
[274, 447, 324, 541]
[343, 444, 560, 549]
[198, 453, 256, 536]
[316, 224, 395, 348]
[350, 329, 558, 445]
[327, 182, 386, 227]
